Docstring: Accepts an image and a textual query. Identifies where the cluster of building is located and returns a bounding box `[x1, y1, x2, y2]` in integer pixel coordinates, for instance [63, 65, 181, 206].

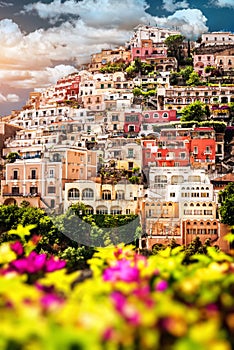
[1, 25, 234, 251]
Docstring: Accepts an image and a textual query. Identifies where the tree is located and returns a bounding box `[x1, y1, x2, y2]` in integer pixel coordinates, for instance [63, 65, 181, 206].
[186, 71, 203, 86]
[180, 101, 208, 122]
[219, 183, 234, 226]
[164, 34, 185, 70]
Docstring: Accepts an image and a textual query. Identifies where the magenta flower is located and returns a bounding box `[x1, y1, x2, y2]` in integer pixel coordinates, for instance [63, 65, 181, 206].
[103, 259, 139, 283]
[8, 251, 66, 275]
[155, 280, 168, 292]
[10, 241, 24, 257]
[45, 256, 66, 272]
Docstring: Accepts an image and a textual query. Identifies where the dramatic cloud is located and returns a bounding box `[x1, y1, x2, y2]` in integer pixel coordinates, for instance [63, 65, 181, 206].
[151, 9, 208, 39]
[23, 0, 151, 30]
[211, 0, 234, 8]
[162, 0, 189, 12]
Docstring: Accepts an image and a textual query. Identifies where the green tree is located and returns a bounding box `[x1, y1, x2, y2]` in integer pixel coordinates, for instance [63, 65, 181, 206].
[180, 101, 208, 122]
[219, 183, 234, 226]
[186, 71, 203, 86]
[165, 34, 185, 70]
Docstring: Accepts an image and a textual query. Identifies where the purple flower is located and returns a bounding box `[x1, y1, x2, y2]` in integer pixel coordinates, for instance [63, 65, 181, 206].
[10, 241, 24, 256]
[155, 280, 168, 292]
[103, 259, 139, 283]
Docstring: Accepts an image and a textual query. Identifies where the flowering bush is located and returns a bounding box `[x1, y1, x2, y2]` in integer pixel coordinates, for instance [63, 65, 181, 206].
[0, 226, 234, 349]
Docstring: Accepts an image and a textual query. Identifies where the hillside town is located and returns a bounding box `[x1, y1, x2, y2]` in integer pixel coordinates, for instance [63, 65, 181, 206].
[1, 24, 234, 251]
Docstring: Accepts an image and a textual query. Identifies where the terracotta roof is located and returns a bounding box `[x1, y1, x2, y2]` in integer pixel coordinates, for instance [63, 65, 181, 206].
[212, 173, 234, 182]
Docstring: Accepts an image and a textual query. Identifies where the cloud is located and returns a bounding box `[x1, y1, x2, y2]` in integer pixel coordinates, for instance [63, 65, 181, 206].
[23, 0, 151, 30]
[0, 1, 13, 7]
[210, 0, 234, 8]
[0, 93, 19, 103]
[151, 9, 208, 39]
[162, 0, 189, 12]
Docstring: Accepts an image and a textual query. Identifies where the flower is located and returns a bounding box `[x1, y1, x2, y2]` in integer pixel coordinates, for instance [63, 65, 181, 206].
[111, 291, 140, 325]
[8, 251, 66, 275]
[103, 259, 139, 283]
[155, 280, 168, 292]
[45, 256, 66, 272]
[10, 241, 24, 257]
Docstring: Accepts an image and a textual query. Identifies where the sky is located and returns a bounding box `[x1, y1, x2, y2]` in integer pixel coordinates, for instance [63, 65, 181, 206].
[0, 0, 234, 116]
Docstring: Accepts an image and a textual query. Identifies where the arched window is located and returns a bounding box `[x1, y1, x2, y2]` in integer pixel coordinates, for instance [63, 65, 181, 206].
[111, 206, 122, 215]
[68, 188, 79, 199]
[162, 112, 168, 118]
[82, 188, 94, 199]
[85, 206, 94, 214]
[96, 206, 108, 214]
[116, 191, 125, 200]
[102, 190, 111, 200]
[153, 113, 159, 118]
[171, 175, 184, 184]
[144, 113, 150, 119]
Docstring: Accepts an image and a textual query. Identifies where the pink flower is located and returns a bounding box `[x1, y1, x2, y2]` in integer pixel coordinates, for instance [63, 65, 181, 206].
[155, 280, 168, 292]
[103, 259, 139, 283]
[8, 252, 66, 275]
[111, 291, 140, 325]
[45, 256, 66, 272]
[10, 241, 24, 256]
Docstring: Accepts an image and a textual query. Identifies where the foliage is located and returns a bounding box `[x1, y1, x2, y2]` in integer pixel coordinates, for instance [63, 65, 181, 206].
[186, 71, 203, 86]
[0, 229, 234, 349]
[125, 58, 155, 78]
[219, 182, 234, 226]
[164, 34, 185, 69]
[5, 152, 21, 163]
[180, 100, 209, 122]
[99, 61, 125, 73]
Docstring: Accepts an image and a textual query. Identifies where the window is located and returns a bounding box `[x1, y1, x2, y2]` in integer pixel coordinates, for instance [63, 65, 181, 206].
[144, 113, 150, 119]
[68, 188, 79, 199]
[170, 193, 175, 197]
[193, 146, 198, 154]
[116, 191, 125, 200]
[111, 207, 122, 215]
[154, 175, 167, 188]
[82, 188, 94, 199]
[51, 199, 55, 209]
[48, 186, 56, 194]
[30, 187, 38, 195]
[96, 206, 108, 214]
[13, 170, 18, 180]
[102, 190, 111, 200]
[162, 112, 168, 118]
[31, 169, 36, 180]
[12, 186, 19, 195]
[112, 115, 118, 121]
[128, 149, 134, 158]
[180, 153, 186, 159]
[153, 113, 159, 118]
[171, 175, 184, 184]
[128, 125, 135, 132]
